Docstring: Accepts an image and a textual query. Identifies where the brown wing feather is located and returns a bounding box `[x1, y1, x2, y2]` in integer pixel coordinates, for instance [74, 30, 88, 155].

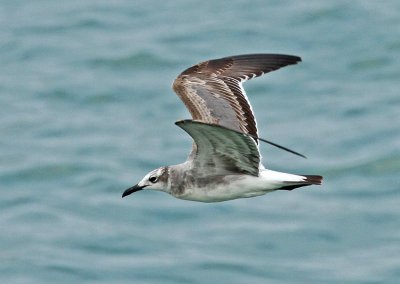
[172, 54, 301, 142]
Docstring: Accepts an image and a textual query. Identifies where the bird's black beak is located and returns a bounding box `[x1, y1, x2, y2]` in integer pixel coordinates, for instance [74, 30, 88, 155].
[122, 184, 147, 198]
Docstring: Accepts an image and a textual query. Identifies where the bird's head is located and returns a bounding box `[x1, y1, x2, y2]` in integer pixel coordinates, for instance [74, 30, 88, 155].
[122, 166, 169, 198]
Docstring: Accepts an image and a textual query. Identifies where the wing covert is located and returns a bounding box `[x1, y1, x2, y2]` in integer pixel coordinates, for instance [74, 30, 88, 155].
[175, 120, 260, 176]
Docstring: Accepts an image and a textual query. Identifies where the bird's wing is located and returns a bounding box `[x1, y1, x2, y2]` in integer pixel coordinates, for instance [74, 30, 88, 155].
[175, 120, 260, 176]
[172, 54, 301, 143]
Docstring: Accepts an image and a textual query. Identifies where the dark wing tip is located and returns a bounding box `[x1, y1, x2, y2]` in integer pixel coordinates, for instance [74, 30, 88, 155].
[219, 53, 302, 68]
[177, 53, 301, 77]
[227, 53, 301, 63]
[175, 119, 192, 126]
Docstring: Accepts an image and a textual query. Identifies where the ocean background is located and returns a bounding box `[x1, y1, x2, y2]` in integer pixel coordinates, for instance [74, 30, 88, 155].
[1, 1, 399, 283]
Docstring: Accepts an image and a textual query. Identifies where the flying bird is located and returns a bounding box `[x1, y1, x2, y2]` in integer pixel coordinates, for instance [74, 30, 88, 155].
[122, 54, 323, 202]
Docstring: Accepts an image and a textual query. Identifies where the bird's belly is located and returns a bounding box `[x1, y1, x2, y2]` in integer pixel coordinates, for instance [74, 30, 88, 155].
[174, 175, 275, 203]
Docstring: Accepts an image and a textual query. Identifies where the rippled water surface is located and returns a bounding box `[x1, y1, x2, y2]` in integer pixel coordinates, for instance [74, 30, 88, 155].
[1, 1, 400, 283]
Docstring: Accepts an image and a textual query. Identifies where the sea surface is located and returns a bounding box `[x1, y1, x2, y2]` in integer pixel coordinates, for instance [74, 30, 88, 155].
[1, 1, 400, 283]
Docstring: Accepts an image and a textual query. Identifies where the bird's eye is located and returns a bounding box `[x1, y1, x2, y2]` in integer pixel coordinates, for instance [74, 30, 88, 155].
[149, 176, 158, 183]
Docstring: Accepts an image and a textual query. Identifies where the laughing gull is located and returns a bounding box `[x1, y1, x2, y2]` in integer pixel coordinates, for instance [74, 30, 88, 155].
[122, 54, 323, 202]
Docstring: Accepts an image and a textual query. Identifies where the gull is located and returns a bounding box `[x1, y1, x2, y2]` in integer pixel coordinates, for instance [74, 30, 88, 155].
[122, 54, 323, 202]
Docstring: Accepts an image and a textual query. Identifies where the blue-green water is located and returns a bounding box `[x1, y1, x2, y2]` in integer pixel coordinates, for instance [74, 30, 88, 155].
[1, 1, 400, 283]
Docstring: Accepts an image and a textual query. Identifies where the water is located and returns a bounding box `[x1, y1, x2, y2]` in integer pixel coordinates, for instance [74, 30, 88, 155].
[1, 1, 400, 283]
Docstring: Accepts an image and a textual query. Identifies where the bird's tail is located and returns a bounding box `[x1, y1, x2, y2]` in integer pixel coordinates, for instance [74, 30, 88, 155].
[276, 174, 323, 191]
